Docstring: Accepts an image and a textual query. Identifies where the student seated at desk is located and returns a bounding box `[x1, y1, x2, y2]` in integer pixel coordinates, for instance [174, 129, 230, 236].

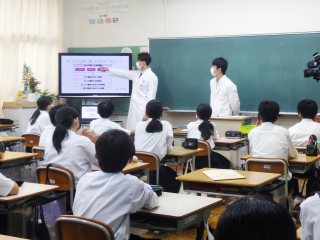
[300, 193, 320, 240]
[215, 195, 296, 240]
[0, 172, 18, 196]
[44, 106, 99, 185]
[73, 130, 159, 240]
[89, 100, 132, 136]
[39, 104, 65, 147]
[25, 96, 53, 134]
[135, 100, 180, 192]
[289, 99, 320, 147]
[187, 103, 230, 169]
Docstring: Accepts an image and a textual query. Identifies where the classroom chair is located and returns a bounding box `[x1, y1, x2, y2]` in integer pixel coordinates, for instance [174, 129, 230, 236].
[36, 165, 75, 212]
[245, 158, 290, 209]
[32, 146, 45, 160]
[135, 151, 160, 184]
[196, 140, 211, 168]
[55, 215, 115, 240]
[22, 133, 40, 152]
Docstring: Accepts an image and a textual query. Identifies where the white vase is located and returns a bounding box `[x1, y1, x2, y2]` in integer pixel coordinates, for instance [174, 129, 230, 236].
[27, 93, 37, 102]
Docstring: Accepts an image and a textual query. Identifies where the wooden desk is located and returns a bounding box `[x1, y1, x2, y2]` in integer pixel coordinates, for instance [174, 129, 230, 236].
[0, 235, 27, 240]
[241, 154, 320, 174]
[0, 125, 17, 131]
[123, 162, 150, 183]
[131, 192, 222, 238]
[176, 168, 281, 197]
[166, 147, 202, 173]
[0, 137, 24, 144]
[0, 152, 38, 181]
[0, 182, 58, 237]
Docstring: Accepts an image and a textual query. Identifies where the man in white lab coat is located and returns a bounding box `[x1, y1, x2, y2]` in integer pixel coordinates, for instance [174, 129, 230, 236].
[210, 57, 240, 116]
[104, 52, 158, 129]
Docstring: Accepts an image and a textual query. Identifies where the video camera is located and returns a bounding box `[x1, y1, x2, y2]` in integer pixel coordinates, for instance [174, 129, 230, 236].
[304, 52, 320, 81]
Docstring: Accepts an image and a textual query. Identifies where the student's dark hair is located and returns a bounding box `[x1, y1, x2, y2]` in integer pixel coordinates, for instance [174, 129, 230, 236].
[258, 100, 280, 123]
[146, 100, 163, 133]
[197, 104, 214, 140]
[96, 129, 135, 172]
[49, 104, 66, 126]
[212, 57, 228, 74]
[297, 99, 318, 119]
[97, 100, 114, 118]
[137, 52, 151, 66]
[52, 106, 79, 153]
[29, 96, 53, 125]
[215, 195, 296, 240]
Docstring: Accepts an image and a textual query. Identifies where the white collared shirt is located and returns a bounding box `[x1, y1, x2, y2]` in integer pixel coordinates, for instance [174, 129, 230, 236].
[25, 110, 51, 134]
[134, 119, 173, 160]
[44, 130, 98, 184]
[210, 75, 240, 117]
[73, 171, 159, 240]
[89, 118, 131, 135]
[109, 67, 158, 129]
[39, 124, 55, 147]
[248, 122, 298, 161]
[300, 193, 320, 240]
[289, 118, 320, 148]
[187, 119, 219, 149]
[0, 173, 14, 196]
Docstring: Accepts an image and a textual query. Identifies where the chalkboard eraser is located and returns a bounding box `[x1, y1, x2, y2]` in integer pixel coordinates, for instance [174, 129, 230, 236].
[163, 106, 170, 111]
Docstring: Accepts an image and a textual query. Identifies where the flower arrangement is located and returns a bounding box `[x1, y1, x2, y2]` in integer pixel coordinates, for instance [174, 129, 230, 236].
[22, 64, 41, 93]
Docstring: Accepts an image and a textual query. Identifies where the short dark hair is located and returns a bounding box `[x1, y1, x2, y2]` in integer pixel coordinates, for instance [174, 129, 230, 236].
[97, 100, 114, 118]
[297, 99, 318, 119]
[212, 57, 228, 74]
[137, 52, 151, 66]
[95, 130, 135, 173]
[215, 196, 296, 240]
[49, 104, 66, 126]
[258, 100, 280, 123]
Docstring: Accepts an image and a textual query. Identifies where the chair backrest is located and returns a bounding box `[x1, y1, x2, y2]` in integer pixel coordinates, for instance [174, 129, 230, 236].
[32, 146, 45, 160]
[55, 215, 115, 240]
[197, 140, 211, 168]
[22, 133, 40, 148]
[135, 151, 160, 184]
[36, 165, 75, 208]
[245, 157, 288, 176]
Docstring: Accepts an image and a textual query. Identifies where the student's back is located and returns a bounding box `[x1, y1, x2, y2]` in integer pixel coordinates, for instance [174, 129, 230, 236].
[73, 130, 158, 240]
[43, 106, 98, 184]
[300, 193, 320, 240]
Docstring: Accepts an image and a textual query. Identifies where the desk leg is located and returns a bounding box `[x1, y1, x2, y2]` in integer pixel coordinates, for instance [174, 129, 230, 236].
[196, 221, 204, 240]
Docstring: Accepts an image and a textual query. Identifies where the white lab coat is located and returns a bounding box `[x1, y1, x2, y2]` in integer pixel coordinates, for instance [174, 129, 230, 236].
[187, 119, 219, 149]
[109, 67, 158, 129]
[0, 173, 14, 196]
[288, 119, 320, 149]
[44, 130, 99, 184]
[134, 119, 173, 160]
[210, 75, 240, 116]
[89, 118, 130, 135]
[73, 171, 159, 240]
[39, 124, 55, 147]
[25, 110, 51, 134]
[300, 193, 320, 240]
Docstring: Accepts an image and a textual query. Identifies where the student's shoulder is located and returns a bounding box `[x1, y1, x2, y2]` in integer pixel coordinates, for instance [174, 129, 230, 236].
[301, 193, 320, 209]
[161, 120, 173, 128]
[274, 125, 290, 134]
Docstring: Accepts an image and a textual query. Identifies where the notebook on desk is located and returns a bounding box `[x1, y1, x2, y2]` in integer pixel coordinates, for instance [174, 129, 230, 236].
[203, 169, 245, 181]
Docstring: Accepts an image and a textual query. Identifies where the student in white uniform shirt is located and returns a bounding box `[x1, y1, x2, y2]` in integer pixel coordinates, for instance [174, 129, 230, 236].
[248, 100, 299, 195]
[103, 52, 158, 129]
[187, 103, 230, 169]
[89, 100, 132, 136]
[300, 193, 320, 240]
[289, 99, 320, 147]
[0, 172, 18, 196]
[73, 130, 159, 240]
[210, 57, 240, 117]
[39, 104, 65, 147]
[44, 106, 99, 185]
[25, 96, 53, 135]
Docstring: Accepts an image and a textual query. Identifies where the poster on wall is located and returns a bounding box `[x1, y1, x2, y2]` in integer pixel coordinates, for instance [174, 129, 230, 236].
[80, 0, 129, 25]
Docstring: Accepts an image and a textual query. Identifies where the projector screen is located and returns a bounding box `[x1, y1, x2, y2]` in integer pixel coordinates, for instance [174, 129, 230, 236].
[59, 53, 132, 97]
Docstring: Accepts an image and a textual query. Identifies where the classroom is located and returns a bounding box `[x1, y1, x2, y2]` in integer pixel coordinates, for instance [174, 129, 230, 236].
[0, 0, 320, 239]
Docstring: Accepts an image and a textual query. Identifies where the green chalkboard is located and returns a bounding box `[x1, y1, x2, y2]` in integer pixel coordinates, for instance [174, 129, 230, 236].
[150, 33, 320, 112]
[67, 46, 145, 114]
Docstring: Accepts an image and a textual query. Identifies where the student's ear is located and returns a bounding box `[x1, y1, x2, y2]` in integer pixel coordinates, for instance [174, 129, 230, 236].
[128, 156, 133, 163]
[195, 114, 199, 119]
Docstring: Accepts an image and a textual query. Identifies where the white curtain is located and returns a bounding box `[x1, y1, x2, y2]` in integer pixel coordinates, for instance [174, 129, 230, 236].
[0, 0, 63, 106]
